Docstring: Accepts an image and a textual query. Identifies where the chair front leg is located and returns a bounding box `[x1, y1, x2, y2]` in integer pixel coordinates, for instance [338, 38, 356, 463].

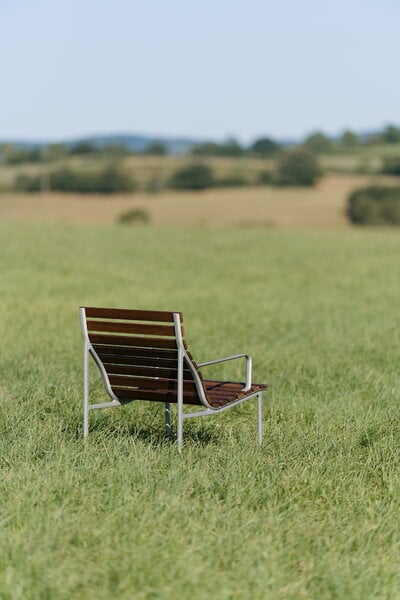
[83, 340, 90, 438]
[257, 392, 263, 445]
[176, 343, 184, 452]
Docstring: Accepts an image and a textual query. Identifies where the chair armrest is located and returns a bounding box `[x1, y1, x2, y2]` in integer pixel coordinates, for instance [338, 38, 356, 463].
[197, 354, 252, 392]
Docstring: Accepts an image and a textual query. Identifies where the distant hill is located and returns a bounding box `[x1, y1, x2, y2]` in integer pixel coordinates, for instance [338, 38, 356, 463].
[71, 134, 202, 154]
[0, 134, 202, 155]
[0, 127, 390, 155]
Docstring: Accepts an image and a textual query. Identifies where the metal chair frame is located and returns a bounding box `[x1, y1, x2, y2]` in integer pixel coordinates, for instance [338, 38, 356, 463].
[80, 308, 264, 450]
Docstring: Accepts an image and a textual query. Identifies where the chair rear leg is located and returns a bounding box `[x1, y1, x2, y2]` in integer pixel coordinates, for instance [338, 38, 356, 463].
[164, 402, 171, 439]
[257, 392, 263, 445]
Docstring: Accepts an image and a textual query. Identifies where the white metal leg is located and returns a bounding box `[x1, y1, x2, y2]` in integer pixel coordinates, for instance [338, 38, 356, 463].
[257, 392, 263, 445]
[177, 342, 184, 452]
[165, 402, 171, 438]
[83, 341, 89, 438]
[177, 406, 183, 451]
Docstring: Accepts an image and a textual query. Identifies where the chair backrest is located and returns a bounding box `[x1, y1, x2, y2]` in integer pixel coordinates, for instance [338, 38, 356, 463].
[80, 307, 207, 406]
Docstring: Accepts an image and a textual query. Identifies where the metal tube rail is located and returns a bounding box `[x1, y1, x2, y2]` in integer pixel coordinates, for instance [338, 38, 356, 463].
[198, 353, 252, 392]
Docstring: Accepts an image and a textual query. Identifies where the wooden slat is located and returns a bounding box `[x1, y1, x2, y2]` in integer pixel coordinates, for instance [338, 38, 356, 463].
[204, 382, 245, 392]
[207, 392, 246, 402]
[206, 391, 238, 407]
[204, 380, 267, 391]
[208, 397, 235, 407]
[86, 320, 178, 337]
[206, 387, 240, 396]
[205, 388, 243, 396]
[88, 333, 178, 350]
[203, 380, 267, 407]
[114, 387, 202, 405]
[92, 345, 178, 360]
[83, 307, 181, 322]
[97, 352, 197, 378]
[95, 352, 179, 369]
[103, 363, 193, 379]
[205, 388, 259, 399]
[109, 375, 197, 393]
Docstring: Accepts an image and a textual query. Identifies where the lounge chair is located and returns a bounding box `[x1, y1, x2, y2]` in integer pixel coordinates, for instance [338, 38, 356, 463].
[79, 307, 267, 449]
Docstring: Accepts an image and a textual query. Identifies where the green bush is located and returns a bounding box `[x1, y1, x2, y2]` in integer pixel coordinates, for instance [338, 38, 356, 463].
[5, 147, 42, 164]
[169, 164, 214, 190]
[94, 165, 135, 193]
[14, 165, 135, 194]
[340, 130, 359, 148]
[117, 207, 150, 224]
[191, 138, 244, 157]
[250, 137, 279, 156]
[382, 125, 400, 144]
[347, 186, 400, 225]
[14, 173, 41, 192]
[69, 141, 97, 155]
[144, 142, 167, 156]
[304, 132, 332, 154]
[276, 148, 321, 186]
[381, 157, 400, 176]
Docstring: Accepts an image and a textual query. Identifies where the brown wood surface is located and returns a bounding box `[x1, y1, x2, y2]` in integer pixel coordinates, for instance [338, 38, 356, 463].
[97, 352, 180, 369]
[93, 345, 178, 360]
[203, 380, 266, 407]
[88, 333, 178, 350]
[86, 320, 178, 337]
[83, 307, 181, 322]
[113, 387, 202, 405]
[103, 363, 193, 379]
[109, 374, 198, 393]
[204, 380, 267, 391]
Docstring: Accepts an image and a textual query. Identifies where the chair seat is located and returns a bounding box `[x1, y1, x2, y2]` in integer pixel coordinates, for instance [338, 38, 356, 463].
[114, 380, 267, 407]
[203, 380, 267, 408]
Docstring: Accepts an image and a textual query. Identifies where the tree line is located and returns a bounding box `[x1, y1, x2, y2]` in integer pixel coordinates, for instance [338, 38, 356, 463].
[0, 141, 167, 165]
[13, 147, 322, 194]
[2, 124, 400, 165]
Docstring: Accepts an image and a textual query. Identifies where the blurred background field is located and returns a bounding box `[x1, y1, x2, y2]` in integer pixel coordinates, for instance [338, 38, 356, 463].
[0, 174, 370, 227]
[1, 140, 400, 228]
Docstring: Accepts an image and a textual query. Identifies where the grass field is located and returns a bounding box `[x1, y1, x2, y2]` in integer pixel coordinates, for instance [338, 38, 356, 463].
[1, 222, 400, 598]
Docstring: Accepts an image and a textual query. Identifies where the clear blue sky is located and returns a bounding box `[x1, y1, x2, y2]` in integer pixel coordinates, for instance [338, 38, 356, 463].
[1, 0, 399, 142]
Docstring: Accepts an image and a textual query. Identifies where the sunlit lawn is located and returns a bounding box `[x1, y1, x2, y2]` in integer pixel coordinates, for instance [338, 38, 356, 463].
[1, 222, 400, 599]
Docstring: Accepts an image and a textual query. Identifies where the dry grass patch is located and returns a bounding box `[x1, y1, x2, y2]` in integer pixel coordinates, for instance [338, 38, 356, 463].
[0, 174, 393, 228]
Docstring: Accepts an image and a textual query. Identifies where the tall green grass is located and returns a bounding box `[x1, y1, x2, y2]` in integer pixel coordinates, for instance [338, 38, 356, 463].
[1, 223, 400, 599]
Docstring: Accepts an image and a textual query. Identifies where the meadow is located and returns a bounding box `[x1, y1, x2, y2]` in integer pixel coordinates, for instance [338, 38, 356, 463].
[1, 174, 398, 229]
[1, 146, 399, 231]
[1, 222, 400, 599]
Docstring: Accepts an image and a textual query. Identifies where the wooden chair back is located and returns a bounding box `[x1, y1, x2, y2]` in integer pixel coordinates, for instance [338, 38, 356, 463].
[81, 307, 205, 406]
